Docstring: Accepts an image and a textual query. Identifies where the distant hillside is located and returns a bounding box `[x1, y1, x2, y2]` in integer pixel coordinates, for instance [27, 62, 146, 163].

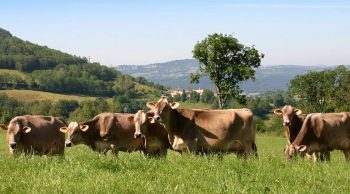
[116, 59, 333, 93]
[0, 27, 164, 99]
[0, 28, 87, 71]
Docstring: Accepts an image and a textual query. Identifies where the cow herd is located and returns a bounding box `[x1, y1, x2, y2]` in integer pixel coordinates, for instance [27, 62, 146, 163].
[1, 96, 350, 162]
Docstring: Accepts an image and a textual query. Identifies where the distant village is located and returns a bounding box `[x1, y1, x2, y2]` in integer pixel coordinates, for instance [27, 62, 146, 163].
[169, 88, 261, 98]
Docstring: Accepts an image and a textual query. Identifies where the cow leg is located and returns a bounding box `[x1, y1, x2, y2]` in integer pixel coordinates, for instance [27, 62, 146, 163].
[239, 141, 255, 159]
[342, 150, 350, 162]
[217, 153, 224, 160]
[143, 151, 152, 158]
[304, 152, 315, 161]
[252, 142, 258, 158]
[102, 149, 110, 155]
[143, 149, 167, 159]
[185, 140, 197, 154]
[158, 149, 167, 157]
[111, 148, 119, 157]
[50, 146, 65, 156]
[236, 151, 247, 159]
[319, 151, 330, 162]
[143, 150, 159, 158]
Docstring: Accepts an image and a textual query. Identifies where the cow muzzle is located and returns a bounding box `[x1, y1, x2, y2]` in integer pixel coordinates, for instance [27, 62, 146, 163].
[154, 115, 162, 122]
[9, 142, 17, 149]
[65, 141, 72, 147]
[134, 132, 142, 139]
[283, 121, 291, 126]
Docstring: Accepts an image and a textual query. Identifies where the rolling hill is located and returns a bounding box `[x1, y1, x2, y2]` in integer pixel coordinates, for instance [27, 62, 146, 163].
[0, 27, 164, 100]
[116, 59, 334, 93]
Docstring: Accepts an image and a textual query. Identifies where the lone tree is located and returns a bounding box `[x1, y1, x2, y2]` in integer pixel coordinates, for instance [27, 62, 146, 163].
[191, 33, 264, 108]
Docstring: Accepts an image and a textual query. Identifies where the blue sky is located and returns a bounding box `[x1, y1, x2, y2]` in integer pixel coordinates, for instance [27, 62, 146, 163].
[1, 0, 349, 66]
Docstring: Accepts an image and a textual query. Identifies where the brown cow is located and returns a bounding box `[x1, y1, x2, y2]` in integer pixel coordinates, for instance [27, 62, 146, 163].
[60, 112, 144, 156]
[274, 105, 330, 161]
[0, 115, 66, 156]
[127, 110, 171, 157]
[146, 97, 257, 158]
[285, 112, 350, 162]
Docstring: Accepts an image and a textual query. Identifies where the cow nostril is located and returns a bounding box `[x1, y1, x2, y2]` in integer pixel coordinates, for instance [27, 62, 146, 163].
[134, 133, 142, 138]
[9, 143, 17, 149]
[65, 142, 72, 147]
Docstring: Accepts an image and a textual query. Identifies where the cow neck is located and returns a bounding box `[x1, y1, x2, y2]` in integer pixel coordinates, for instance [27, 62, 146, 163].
[164, 108, 184, 135]
[292, 115, 313, 146]
[288, 115, 304, 142]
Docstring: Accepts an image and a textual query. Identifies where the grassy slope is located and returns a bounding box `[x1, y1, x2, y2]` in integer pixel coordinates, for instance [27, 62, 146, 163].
[0, 133, 349, 193]
[0, 69, 160, 102]
[0, 89, 109, 103]
[0, 69, 29, 79]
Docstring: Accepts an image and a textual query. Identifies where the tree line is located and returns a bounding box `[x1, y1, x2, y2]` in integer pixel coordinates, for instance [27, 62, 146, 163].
[288, 65, 350, 113]
[0, 63, 165, 97]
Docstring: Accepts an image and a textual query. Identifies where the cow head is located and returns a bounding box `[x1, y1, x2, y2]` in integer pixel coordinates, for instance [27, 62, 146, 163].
[127, 110, 154, 139]
[59, 122, 89, 147]
[274, 105, 302, 126]
[284, 141, 307, 159]
[146, 96, 179, 123]
[0, 123, 31, 150]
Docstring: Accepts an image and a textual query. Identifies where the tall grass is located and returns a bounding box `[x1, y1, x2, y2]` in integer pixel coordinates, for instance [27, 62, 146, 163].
[0, 132, 349, 193]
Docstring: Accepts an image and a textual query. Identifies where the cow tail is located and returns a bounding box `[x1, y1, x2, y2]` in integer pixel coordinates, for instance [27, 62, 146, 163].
[252, 118, 258, 157]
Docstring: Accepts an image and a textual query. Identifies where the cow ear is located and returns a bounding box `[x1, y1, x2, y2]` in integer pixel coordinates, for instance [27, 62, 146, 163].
[273, 108, 283, 116]
[294, 109, 302, 115]
[60, 127, 68, 133]
[127, 116, 134, 123]
[80, 125, 89, 132]
[23, 126, 31, 133]
[0, 124, 7, 131]
[146, 102, 156, 109]
[296, 145, 307, 152]
[169, 102, 179, 109]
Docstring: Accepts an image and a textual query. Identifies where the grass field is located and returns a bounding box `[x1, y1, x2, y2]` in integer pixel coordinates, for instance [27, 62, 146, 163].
[0, 89, 113, 104]
[0, 133, 349, 194]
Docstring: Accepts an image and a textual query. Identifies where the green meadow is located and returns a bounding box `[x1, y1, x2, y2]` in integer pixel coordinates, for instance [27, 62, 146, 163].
[0, 133, 349, 194]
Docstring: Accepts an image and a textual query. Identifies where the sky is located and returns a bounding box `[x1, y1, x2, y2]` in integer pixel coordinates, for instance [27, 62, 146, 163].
[1, 0, 350, 66]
